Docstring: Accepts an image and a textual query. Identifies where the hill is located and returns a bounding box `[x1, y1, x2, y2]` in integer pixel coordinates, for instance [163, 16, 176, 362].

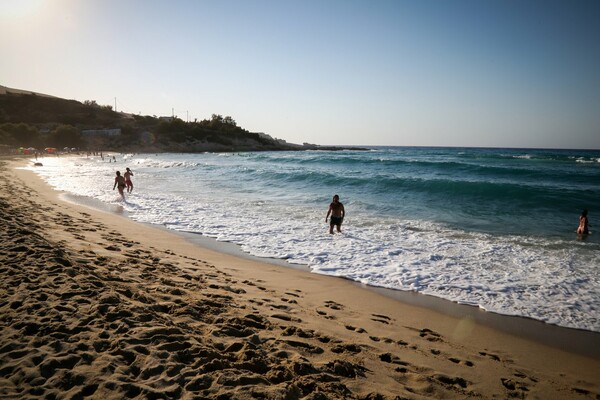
[0, 86, 357, 153]
[0, 85, 56, 97]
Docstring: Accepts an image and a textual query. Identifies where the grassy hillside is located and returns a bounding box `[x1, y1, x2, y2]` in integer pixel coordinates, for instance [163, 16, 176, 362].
[0, 87, 305, 153]
[0, 86, 363, 154]
[0, 94, 126, 130]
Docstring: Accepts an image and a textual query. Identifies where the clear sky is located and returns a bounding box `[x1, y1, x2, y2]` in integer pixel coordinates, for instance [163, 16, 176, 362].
[1, 0, 599, 149]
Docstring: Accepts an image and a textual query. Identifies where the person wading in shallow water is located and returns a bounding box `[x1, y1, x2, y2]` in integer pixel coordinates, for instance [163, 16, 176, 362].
[577, 209, 590, 235]
[326, 194, 345, 234]
[113, 171, 126, 200]
[124, 167, 134, 193]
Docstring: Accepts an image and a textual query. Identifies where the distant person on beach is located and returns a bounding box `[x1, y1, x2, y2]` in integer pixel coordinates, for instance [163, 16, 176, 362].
[326, 194, 345, 234]
[113, 171, 126, 199]
[577, 209, 589, 235]
[124, 167, 134, 193]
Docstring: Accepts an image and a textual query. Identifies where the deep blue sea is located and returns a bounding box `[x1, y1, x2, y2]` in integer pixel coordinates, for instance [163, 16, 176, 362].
[30, 147, 600, 332]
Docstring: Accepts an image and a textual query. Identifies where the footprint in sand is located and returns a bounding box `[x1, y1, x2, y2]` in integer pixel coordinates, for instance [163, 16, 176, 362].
[324, 300, 344, 310]
[271, 313, 302, 323]
[316, 309, 336, 320]
[435, 374, 470, 390]
[331, 343, 362, 354]
[513, 371, 537, 383]
[379, 352, 411, 366]
[371, 313, 392, 324]
[345, 325, 367, 334]
[323, 360, 368, 378]
[419, 328, 443, 342]
[571, 387, 599, 397]
[479, 351, 501, 362]
[283, 340, 324, 354]
[501, 377, 530, 394]
[449, 357, 474, 367]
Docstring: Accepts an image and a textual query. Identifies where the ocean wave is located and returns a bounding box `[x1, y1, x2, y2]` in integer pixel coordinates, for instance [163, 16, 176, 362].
[130, 158, 203, 169]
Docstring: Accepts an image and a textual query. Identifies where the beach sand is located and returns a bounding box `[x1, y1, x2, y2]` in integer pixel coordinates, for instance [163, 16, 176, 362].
[1, 158, 599, 399]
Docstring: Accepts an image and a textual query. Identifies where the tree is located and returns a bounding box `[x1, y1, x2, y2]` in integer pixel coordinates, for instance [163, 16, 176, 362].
[0, 123, 39, 147]
[0, 126, 13, 145]
[223, 116, 237, 126]
[47, 125, 83, 148]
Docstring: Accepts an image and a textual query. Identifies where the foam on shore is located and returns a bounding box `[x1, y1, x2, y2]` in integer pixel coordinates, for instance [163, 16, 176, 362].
[61, 185, 600, 358]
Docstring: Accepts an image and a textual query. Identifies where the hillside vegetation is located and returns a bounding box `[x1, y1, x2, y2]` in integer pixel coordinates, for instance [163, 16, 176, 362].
[0, 87, 351, 153]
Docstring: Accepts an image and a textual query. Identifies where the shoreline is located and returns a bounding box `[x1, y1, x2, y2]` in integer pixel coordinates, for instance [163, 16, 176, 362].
[164, 223, 600, 358]
[2, 158, 599, 398]
[31, 150, 600, 335]
[61, 186, 600, 358]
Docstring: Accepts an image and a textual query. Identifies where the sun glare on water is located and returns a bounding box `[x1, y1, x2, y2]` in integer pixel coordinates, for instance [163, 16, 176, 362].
[0, 0, 44, 18]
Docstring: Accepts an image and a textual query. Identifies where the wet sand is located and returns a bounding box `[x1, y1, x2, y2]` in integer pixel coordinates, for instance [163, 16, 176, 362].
[1, 158, 599, 399]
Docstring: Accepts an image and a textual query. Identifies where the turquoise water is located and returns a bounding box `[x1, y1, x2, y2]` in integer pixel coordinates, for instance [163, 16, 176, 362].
[309, 147, 599, 237]
[32, 147, 600, 331]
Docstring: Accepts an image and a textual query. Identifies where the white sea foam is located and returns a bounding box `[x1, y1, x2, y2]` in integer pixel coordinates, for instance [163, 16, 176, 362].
[26, 153, 600, 332]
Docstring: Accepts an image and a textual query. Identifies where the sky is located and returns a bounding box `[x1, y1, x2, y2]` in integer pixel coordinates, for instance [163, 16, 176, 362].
[1, 0, 599, 149]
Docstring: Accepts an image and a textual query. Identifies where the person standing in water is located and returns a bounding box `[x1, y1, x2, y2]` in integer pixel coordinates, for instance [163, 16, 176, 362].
[124, 167, 134, 193]
[577, 209, 589, 235]
[326, 194, 345, 234]
[113, 171, 126, 199]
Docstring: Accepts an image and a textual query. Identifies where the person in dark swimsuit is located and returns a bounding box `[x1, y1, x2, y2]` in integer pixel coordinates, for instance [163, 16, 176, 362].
[113, 171, 126, 199]
[326, 194, 345, 234]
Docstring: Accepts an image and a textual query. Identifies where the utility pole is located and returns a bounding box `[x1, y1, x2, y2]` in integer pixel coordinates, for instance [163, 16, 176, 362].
[114, 97, 117, 112]
[186, 110, 189, 123]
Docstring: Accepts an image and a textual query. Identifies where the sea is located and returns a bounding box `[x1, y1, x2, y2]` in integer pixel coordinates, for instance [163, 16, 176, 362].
[28, 147, 600, 333]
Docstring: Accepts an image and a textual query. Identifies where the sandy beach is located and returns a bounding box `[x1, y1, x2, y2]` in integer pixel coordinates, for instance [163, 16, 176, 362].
[1, 158, 599, 399]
